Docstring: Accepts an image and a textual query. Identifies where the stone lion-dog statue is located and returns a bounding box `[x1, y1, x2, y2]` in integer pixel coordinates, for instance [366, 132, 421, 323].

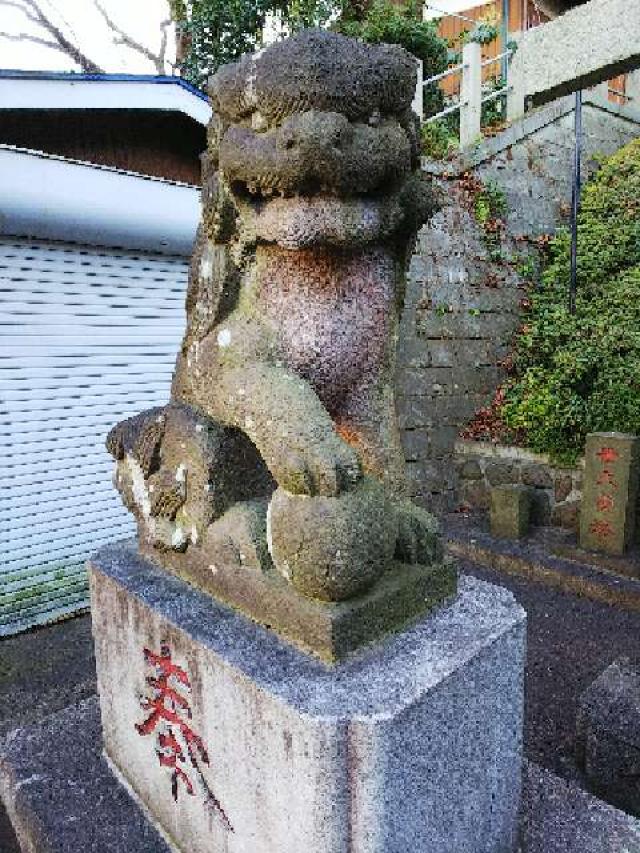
[106, 29, 456, 661]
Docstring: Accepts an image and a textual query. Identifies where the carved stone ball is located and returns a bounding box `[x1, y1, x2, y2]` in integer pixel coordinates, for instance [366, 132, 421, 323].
[267, 477, 397, 602]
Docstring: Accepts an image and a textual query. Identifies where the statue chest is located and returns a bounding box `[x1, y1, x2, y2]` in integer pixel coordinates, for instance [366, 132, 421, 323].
[255, 246, 396, 409]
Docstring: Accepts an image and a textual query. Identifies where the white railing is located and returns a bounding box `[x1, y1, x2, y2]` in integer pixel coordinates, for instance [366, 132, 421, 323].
[416, 41, 514, 149]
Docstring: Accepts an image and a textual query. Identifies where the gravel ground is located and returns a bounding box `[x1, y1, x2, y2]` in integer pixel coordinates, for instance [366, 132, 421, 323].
[2, 557, 640, 849]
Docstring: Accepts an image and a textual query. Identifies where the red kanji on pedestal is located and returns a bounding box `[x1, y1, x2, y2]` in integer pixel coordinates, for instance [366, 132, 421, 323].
[596, 469, 618, 488]
[589, 519, 614, 539]
[135, 642, 233, 832]
[596, 447, 619, 464]
[596, 494, 615, 513]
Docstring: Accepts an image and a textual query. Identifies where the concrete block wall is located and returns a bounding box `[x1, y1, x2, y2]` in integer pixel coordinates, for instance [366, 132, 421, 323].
[396, 95, 640, 513]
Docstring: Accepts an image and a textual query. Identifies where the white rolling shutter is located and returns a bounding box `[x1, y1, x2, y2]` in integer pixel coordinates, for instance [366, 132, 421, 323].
[1, 236, 187, 636]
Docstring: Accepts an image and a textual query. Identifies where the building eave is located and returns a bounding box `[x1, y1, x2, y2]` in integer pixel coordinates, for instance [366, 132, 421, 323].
[0, 70, 212, 126]
[0, 145, 200, 255]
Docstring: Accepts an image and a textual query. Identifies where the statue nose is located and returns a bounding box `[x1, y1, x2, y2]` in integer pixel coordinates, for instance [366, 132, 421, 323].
[278, 112, 352, 160]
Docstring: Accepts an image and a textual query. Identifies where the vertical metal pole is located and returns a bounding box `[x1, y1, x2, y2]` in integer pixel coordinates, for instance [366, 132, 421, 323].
[501, 0, 510, 81]
[569, 90, 583, 315]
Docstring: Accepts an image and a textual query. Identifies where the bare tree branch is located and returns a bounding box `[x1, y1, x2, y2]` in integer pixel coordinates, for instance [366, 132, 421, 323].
[0, 29, 58, 49]
[157, 18, 173, 71]
[93, 0, 171, 74]
[0, 0, 40, 25]
[43, 0, 80, 47]
[0, 0, 104, 72]
[0, 0, 172, 75]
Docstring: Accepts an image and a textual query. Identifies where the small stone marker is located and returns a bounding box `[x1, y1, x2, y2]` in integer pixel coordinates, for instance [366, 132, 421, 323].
[490, 484, 531, 539]
[579, 432, 640, 555]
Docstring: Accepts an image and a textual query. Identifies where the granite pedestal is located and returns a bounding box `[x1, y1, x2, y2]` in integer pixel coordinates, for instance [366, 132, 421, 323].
[88, 541, 526, 853]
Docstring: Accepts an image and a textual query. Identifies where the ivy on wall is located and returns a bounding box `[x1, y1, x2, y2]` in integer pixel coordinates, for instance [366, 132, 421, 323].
[474, 138, 640, 464]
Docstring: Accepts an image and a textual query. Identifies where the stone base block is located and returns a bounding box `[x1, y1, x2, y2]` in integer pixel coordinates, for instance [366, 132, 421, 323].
[87, 543, 525, 853]
[138, 539, 458, 664]
[576, 657, 640, 815]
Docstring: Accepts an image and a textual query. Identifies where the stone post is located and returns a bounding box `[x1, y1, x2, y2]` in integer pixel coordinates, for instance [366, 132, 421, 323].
[579, 432, 640, 555]
[507, 52, 526, 122]
[490, 484, 531, 539]
[460, 41, 482, 148]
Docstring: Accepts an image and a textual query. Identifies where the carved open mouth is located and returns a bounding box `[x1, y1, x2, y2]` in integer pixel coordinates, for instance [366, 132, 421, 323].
[229, 176, 329, 203]
[219, 112, 414, 203]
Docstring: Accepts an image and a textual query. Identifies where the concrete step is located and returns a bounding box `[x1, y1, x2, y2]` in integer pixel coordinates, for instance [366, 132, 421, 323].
[445, 513, 640, 613]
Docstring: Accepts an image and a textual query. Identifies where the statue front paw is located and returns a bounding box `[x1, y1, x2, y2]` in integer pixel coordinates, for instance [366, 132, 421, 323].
[270, 432, 361, 497]
[395, 499, 443, 565]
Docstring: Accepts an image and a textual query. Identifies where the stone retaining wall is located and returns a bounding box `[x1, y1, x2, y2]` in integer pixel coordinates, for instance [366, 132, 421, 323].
[454, 440, 584, 530]
[396, 94, 640, 513]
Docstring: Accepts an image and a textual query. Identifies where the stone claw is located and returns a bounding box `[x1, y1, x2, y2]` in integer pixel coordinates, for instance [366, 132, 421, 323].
[395, 500, 443, 565]
[274, 435, 361, 497]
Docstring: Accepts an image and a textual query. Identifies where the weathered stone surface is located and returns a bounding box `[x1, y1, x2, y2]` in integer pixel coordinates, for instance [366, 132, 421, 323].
[461, 479, 491, 510]
[400, 427, 430, 461]
[580, 432, 640, 555]
[522, 464, 553, 490]
[267, 478, 396, 601]
[459, 458, 483, 480]
[529, 490, 552, 527]
[576, 658, 640, 816]
[551, 499, 580, 531]
[519, 761, 640, 852]
[89, 546, 525, 853]
[491, 484, 531, 539]
[5, 717, 638, 853]
[102, 28, 453, 654]
[508, 0, 640, 114]
[486, 460, 519, 487]
[133, 540, 455, 665]
[554, 473, 573, 503]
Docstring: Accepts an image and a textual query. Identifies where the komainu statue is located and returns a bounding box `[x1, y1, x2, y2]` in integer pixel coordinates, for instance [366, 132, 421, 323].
[107, 29, 457, 661]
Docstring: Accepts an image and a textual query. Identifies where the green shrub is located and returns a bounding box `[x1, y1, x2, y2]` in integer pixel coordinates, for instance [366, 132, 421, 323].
[421, 120, 456, 159]
[334, 0, 448, 73]
[501, 137, 640, 463]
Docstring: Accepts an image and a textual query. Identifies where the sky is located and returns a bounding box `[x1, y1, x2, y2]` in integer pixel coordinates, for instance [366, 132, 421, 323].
[423, 0, 492, 20]
[0, 0, 177, 74]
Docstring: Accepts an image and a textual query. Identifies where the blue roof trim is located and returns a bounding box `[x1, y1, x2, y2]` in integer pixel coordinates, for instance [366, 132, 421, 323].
[0, 69, 209, 102]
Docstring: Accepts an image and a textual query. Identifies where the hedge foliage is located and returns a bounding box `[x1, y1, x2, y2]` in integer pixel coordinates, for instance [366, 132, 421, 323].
[174, 0, 449, 91]
[335, 0, 448, 71]
[502, 137, 640, 463]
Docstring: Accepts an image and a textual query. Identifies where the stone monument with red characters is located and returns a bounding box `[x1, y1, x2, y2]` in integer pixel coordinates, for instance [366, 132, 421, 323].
[579, 432, 640, 555]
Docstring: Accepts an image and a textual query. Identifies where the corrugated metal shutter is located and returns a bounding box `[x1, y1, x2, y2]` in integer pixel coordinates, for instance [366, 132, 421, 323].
[1, 236, 187, 636]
